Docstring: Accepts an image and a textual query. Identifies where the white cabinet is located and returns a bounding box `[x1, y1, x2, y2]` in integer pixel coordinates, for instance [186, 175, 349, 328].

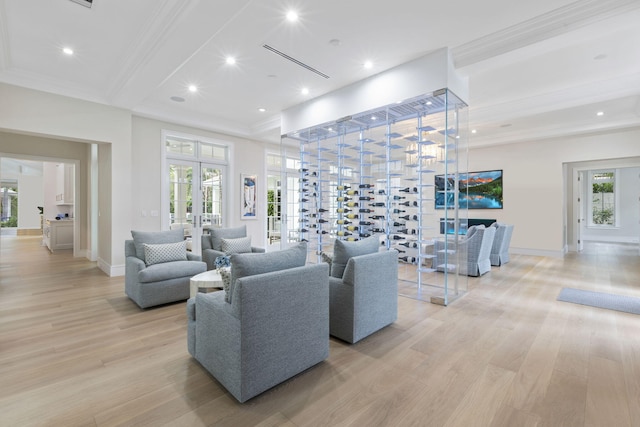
[44, 219, 74, 251]
[55, 164, 74, 205]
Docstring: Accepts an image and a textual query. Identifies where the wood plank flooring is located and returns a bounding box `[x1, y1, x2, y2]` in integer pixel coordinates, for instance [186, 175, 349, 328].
[1, 236, 639, 426]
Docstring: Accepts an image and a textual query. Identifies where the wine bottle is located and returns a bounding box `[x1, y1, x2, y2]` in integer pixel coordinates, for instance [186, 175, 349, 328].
[336, 185, 351, 190]
[298, 218, 309, 223]
[369, 189, 386, 195]
[343, 226, 357, 231]
[299, 208, 309, 212]
[344, 202, 359, 207]
[336, 219, 352, 225]
[398, 187, 418, 193]
[359, 208, 373, 213]
[345, 237, 358, 241]
[359, 233, 372, 238]
[345, 190, 359, 196]
[310, 171, 318, 177]
[392, 209, 406, 214]
[336, 196, 351, 202]
[300, 198, 310, 202]
[358, 183, 374, 188]
[318, 208, 330, 213]
[299, 228, 309, 233]
[359, 221, 373, 226]
[336, 208, 352, 214]
[398, 200, 419, 207]
[396, 228, 409, 234]
[298, 168, 309, 173]
[392, 195, 406, 200]
[336, 231, 352, 237]
[299, 178, 309, 182]
[391, 235, 404, 240]
[398, 214, 419, 221]
[317, 230, 329, 234]
[317, 218, 330, 223]
[392, 222, 406, 227]
[399, 256, 417, 263]
[359, 196, 373, 201]
[369, 215, 385, 220]
[369, 202, 386, 207]
[345, 214, 358, 219]
[370, 227, 385, 233]
[299, 188, 309, 193]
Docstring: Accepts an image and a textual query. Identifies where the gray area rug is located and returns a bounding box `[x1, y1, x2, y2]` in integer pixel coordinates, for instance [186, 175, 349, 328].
[557, 288, 640, 315]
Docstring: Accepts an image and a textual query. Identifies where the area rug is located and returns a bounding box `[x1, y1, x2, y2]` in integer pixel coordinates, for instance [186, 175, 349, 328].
[557, 288, 640, 315]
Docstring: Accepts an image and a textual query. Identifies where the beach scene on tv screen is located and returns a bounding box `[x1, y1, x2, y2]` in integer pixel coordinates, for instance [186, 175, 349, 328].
[435, 170, 503, 209]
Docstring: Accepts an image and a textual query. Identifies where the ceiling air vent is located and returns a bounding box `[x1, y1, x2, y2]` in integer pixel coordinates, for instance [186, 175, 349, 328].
[69, 0, 93, 8]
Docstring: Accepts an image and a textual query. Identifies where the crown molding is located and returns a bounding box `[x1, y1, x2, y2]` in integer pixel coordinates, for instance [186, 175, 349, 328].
[453, 0, 640, 67]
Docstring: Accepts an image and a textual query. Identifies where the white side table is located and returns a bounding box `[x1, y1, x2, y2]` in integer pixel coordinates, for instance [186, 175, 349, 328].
[190, 269, 225, 298]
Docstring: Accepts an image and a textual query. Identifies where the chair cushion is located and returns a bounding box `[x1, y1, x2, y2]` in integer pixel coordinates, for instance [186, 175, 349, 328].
[138, 260, 206, 283]
[131, 228, 184, 263]
[209, 225, 247, 251]
[331, 235, 379, 279]
[228, 242, 307, 303]
[221, 236, 252, 254]
[144, 240, 187, 266]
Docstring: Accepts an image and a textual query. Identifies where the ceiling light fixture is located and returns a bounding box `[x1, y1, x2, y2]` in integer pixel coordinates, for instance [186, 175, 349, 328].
[597, 111, 604, 116]
[188, 85, 197, 93]
[471, 129, 477, 134]
[258, 108, 266, 112]
[62, 47, 74, 55]
[226, 56, 236, 65]
[286, 10, 298, 22]
[364, 60, 373, 69]
[301, 87, 309, 95]
[426, 101, 432, 106]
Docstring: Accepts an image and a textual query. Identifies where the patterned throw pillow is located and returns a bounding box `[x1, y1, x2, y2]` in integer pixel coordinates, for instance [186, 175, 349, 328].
[219, 268, 232, 303]
[143, 240, 187, 266]
[221, 236, 252, 254]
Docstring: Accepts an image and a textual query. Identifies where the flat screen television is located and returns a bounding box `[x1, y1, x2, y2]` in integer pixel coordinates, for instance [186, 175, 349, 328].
[435, 170, 503, 210]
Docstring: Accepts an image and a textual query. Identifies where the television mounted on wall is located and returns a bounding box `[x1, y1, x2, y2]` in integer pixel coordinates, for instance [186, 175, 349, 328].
[435, 170, 503, 210]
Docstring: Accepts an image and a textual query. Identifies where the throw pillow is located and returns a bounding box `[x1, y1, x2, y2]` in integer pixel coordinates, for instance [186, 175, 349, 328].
[209, 225, 247, 251]
[331, 235, 379, 278]
[227, 242, 307, 303]
[221, 236, 252, 254]
[131, 228, 184, 263]
[219, 268, 232, 303]
[143, 240, 187, 266]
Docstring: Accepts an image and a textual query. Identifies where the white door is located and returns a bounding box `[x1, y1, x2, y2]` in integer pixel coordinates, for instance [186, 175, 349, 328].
[577, 171, 585, 252]
[167, 161, 225, 255]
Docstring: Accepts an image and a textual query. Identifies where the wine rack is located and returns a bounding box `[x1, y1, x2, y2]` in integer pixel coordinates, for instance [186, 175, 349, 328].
[283, 89, 468, 306]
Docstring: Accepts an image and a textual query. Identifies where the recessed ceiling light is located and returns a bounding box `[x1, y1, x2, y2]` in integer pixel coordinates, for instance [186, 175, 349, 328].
[364, 60, 373, 69]
[225, 56, 236, 65]
[62, 47, 74, 55]
[170, 96, 185, 102]
[597, 111, 604, 116]
[301, 87, 309, 95]
[258, 108, 266, 112]
[371, 116, 377, 121]
[286, 10, 298, 22]
[188, 85, 197, 93]
[426, 101, 432, 106]
[471, 129, 477, 134]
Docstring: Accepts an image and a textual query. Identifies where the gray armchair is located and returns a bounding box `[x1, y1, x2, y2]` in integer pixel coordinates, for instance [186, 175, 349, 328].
[434, 225, 496, 277]
[187, 243, 330, 403]
[125, 228, 206, 308]
[201, 224, 264, 270]
[490, 223, 514, 266]
[329, 250, 399, 344]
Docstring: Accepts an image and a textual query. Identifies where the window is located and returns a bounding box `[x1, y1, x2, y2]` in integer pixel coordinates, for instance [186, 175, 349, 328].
[589, 169, 617, 227]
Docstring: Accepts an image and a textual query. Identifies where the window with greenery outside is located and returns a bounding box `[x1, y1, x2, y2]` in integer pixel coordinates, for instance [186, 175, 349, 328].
[591, 172, 614, 225]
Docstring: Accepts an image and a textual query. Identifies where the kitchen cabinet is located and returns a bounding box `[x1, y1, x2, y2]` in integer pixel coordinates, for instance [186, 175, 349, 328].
[44, 219, 74, 251]
[56, 164, 74, 205]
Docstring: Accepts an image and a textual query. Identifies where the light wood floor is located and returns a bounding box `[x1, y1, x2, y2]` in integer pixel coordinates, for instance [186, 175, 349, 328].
[1, 236, 639, 427]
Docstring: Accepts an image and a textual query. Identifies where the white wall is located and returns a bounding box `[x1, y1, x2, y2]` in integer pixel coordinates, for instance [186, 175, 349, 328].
[130, 116, 267, 248]
[17, 174, 43, 229]
[469, 127, 640, 256]
[0, 83, 131, 274]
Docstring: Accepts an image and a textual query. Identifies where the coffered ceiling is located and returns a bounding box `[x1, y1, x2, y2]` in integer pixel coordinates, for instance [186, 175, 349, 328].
[1, 0, 639, 146]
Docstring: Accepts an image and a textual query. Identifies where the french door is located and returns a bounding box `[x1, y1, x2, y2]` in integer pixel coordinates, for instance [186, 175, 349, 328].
[167, 160, 225, 255]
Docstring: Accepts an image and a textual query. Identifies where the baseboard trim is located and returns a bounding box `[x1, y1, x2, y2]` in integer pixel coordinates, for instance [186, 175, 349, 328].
[97, 257, 125, 277]
[17, 228, 42, 236]
[583, 236, 639, 244]
[510, 247, 565, 258]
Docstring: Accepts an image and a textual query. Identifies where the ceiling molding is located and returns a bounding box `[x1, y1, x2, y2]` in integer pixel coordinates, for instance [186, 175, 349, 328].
[0, 0, 10, 70]
[453, 0, 640, 67]
[105, 0, 194, 104]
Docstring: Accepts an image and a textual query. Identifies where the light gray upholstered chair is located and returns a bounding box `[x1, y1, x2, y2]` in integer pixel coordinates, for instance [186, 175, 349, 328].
[201, 224, 264, 270]
[490, 223, 514, 266]
[125, 228, 206, 309]
[187, 243, 330, 403]
[327, 237, 398, 344]
[434, 225, 496, 277]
